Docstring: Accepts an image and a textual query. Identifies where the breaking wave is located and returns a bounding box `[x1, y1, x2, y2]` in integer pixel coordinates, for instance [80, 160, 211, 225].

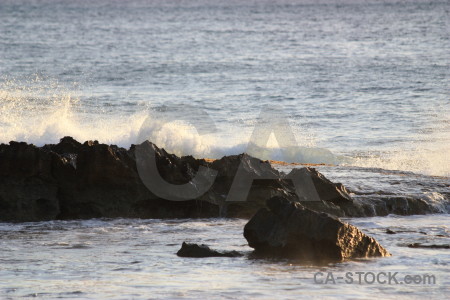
[1, 77, 448, 177]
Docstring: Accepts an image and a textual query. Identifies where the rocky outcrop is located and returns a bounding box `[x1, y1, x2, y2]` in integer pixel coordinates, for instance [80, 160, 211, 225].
[177, 242, 242, 257]
[0, 137, 444, 222]
[0, 141, 65, 221]
[358, 195, 443, 216]
[284, 167, 364, 217]
[244, 196, 390, 261]
[207, 153, 297, 218]
[0, 138, 219, 221]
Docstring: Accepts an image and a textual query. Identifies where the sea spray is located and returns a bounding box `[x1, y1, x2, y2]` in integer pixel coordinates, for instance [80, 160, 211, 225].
[1, 76, 449, 177]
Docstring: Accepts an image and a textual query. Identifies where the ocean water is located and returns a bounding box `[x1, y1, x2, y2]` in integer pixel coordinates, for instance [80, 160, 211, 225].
[0, 215, 449, 299]
[0, 0, 449, 298]
[0, 0, 449, 176]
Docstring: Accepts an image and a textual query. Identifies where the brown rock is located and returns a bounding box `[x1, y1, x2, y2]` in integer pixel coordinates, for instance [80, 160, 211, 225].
[244, 196, 390, 261]
[177, 242, 243, 258]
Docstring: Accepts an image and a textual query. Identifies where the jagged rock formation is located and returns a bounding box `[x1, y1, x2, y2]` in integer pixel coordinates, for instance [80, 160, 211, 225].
[0, 137, 442, 221]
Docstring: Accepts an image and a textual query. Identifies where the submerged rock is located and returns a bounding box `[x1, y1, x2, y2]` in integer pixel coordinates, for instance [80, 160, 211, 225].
[177, 242, 242, 258]
[244, 196, 390, 261]
[407, 243, 450, 249]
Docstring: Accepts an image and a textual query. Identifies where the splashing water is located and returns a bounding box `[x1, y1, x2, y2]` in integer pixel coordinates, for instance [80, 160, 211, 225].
[344, 106, 450, 177]
[1, 76, 449, 177]
[0, 76, 149, 147]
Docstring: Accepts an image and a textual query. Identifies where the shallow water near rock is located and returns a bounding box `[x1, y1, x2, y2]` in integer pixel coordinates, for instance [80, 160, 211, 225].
[0, 214, 448, 299]
[0, 162, 449, 299]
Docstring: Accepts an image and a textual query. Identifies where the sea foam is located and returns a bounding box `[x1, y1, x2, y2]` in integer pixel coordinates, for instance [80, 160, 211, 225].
[1, 78, 449, 177]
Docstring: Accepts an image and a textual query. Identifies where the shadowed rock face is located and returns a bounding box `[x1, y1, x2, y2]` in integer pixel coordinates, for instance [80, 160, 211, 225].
[177, 242, 242, 258]
[0, 141, 64, 221]
[244, 197, 390, 261]
[207, 153, 298, 218]
[284, 167, 365, 217]
[0, 137, 441, 221]
[0, 138, 218, 221]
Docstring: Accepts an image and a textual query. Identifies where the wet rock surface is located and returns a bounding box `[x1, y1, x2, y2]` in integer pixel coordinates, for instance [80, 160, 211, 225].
[0, 137, 445, 221]
[244, 197, 390, 261]
[407, 243, 450, 249]
[177, 242, 243, 258]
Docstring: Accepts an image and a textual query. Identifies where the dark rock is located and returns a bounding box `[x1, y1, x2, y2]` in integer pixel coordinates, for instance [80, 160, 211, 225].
[0, 137, 444, 222]
[207, 153, 297, 218]
[44, 136, 82, 155]
[55, 140, 150, 220]
[286, 167, 352, 205]
[407, 243, 450, 249]
[138, 141, 206, 185]
[177, 242, 243, 257]
[386, 229, 396, 234]
[0, 141, 65, 221]
[380, 196, 437, 216]
[284, 167, 363, 217]
[244, 196, 390, 261]
[351, 194, 446, 217]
